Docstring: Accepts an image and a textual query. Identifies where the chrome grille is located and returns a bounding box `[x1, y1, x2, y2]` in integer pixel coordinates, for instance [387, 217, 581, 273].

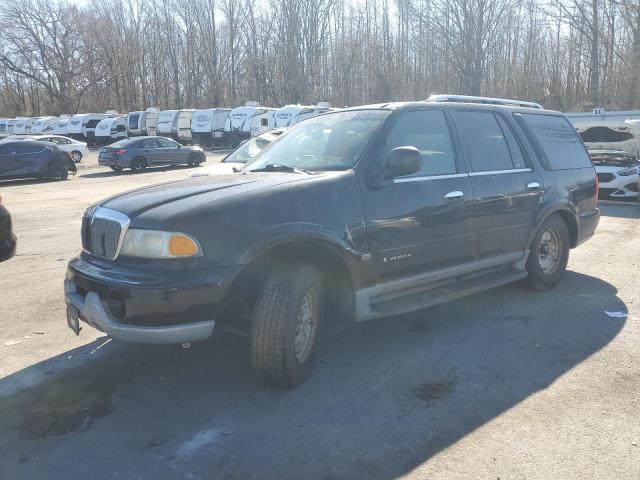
[82, 207, 130, 260]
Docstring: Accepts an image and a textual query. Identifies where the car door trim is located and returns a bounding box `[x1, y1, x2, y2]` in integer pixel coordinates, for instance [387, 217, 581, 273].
[394, 169, 532, 183]
[469, 168, 532, 177]
[394, 173, 468, 183]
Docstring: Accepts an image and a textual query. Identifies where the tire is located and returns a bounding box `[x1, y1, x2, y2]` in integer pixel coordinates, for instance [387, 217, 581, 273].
[250, 262, 324, 387]
[70, 151, 83, 163]
[46, 162, 69, 181]
[130, 157, 147, 173]
[110, 166, 123, 172]
[188, 153, 202, 167]
[525, 214, 570, 291]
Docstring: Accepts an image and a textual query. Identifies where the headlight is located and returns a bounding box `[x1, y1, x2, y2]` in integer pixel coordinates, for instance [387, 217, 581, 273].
[617, 167, 639, 176]
[120, 229, 203, 258]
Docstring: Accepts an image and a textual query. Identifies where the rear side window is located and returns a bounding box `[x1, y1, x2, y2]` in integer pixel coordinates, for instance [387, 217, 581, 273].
[454, 111, 521, 172]
[137, 138, 157, 148]
[517, 113, 592, 170]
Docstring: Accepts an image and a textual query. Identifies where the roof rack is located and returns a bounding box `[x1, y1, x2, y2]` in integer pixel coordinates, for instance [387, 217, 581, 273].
[425, 94, 543, 109]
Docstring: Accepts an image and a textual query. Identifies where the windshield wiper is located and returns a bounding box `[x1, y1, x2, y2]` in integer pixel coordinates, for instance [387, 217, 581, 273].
[248, 164, 313, 174]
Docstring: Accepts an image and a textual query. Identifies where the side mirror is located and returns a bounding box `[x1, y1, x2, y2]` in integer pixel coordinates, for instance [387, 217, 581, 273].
[385, 146, 421, 179]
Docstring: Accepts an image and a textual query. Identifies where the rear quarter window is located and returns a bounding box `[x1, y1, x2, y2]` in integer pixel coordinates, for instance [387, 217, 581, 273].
[516, 113, 592, 170]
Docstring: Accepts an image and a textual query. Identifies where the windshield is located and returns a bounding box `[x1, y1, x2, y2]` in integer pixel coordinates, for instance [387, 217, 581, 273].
[243, 110, 388, 172]
[225, 136, 273, 164]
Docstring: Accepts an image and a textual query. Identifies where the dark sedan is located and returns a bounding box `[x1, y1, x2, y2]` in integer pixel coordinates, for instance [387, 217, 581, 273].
[0, 195, 16, 262]
[0, 141, 76, 181]
[98, 136, 206, 173]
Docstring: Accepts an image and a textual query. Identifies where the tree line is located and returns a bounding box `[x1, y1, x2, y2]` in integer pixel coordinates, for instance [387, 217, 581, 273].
[0, 0, 639, 116]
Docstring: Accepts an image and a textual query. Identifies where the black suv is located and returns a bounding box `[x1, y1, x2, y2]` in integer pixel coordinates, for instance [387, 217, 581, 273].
[64, 97, 599, 387]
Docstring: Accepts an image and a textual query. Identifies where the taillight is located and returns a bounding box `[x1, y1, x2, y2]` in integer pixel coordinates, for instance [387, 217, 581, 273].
[115, 149, 127, 155]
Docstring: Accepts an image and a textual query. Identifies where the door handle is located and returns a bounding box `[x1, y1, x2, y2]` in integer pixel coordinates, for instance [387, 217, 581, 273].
[444, 190, 464, 202]
[526, 182, 541, 191]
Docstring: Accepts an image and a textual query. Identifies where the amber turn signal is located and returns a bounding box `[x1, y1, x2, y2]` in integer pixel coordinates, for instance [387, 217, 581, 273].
[169, 235, 199, 256]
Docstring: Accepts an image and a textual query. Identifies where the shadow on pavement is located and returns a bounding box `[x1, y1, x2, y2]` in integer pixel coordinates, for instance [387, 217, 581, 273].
[0, 271, 625, 479]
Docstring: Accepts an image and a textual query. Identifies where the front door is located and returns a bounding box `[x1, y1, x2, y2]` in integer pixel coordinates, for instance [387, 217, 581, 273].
[362, 109, 475, 282]
[451, 110, 544, 259]
[0, 144, 19, 177]
[155, 137, 181, 164]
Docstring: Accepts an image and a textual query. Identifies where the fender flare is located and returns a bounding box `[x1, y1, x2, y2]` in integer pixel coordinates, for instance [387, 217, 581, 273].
[528, 203, 579, 249]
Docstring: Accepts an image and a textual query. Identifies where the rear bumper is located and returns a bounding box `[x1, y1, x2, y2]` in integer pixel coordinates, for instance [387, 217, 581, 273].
[64, 256, 242, 344]
[576, 208, 600, 246]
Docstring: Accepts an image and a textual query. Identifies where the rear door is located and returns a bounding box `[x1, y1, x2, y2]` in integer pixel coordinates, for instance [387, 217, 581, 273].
[0, 144, 20, 177]
[362, 108, 475, 281]
[137, 138, 161, 164]
[452, 110, 543, 260]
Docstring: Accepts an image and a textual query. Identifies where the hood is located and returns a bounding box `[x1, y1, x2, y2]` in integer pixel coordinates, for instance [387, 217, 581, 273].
[99, 172, 314, 220]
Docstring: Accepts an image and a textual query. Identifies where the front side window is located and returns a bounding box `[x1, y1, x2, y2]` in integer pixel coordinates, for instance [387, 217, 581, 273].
[454, 111, 518, 172]
[244, 110, 388, 172]
[157, 138, 178, 148]
[382, 109, 457, 177]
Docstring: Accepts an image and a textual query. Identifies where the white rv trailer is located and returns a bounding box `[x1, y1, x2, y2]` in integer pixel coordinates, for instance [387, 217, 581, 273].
[224, 102, 276, 147]
[66, 114, 91, 141]
[95, 116, 128, 146]
[13, 117, 42, 135]
[177, 109, 196, 144]
[52, 117, 71, 135]
[82, 111, 119, 146]
[5, 119, 16, 135]
[31, 116, 61, 134]
[127, 108, 159, 137]
[191, 108, 232, 146]
[156, 110, 180, 140]
[0, 119, 8, 137]
[269, 103, 333, 129]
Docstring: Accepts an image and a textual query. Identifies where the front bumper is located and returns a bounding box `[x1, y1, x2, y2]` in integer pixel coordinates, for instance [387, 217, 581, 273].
[64, 256, 241, 344]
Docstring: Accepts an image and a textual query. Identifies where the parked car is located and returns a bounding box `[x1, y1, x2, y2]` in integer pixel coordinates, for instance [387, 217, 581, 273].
[0, 141, 76, 181]
[588, 149, 639, 202]
[98, 136, 205, 173]
[65, 97, 599, 387]
[190, 129, 287, 178]
[0, 195, 16, 262]
[23, 135, 89, 163]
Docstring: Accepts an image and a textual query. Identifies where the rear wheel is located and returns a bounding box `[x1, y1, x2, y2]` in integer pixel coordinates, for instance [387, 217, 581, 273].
[46, 162, 68, 181]
[525, 215, 570, 291]
[250, 262, 323, 387]
[188, 153, 202, 167]
[70, 151, 83, 163]
[131, 157, 147, 173]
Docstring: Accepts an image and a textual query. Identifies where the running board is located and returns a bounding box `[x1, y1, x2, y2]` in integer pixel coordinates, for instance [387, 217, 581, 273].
[366, 269, 528, 319]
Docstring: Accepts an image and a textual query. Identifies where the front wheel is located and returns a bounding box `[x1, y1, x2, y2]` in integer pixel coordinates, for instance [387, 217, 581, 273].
[46, 162, 69, 181]
[188, 153, 202, 167]
[70, 151, 83, 163]
[250, 262, 324, 387]
[525, 215, 570, 291]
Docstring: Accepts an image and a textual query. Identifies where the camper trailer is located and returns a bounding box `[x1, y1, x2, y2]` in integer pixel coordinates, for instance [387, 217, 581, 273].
[66, 114, 91, 141]
[177, 109, 196, 144]
[82, 112, 119, 146]
[127, 108, 159, 137]
[224, 102, 276, 147]
[31, 117, 61, 134]
[0, 119, 8, 137]
[156, 110, 180, 140]
[5, 119, 16, 135]
[52, 117, 71, 135]
[270, 103, 332, 129]
[95, 116, 127, 146]
[13, 117, 40, 135]
[191, 108, 231, 146]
